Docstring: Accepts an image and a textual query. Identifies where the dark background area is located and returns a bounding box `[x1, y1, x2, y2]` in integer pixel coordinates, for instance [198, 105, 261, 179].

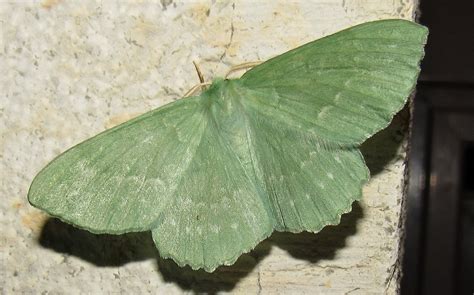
[401, 0, 474, 294]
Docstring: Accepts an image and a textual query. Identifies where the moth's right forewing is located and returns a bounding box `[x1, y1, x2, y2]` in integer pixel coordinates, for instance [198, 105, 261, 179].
[28, 96, 206, 234]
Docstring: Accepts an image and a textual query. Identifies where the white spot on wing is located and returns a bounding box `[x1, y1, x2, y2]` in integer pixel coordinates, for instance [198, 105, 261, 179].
[315, 143, 321, 151]
[143, 136, 153, 144]
[210, 224, 220, 234]
[327, 172, 334, 180]
[317, 106, 333, 119]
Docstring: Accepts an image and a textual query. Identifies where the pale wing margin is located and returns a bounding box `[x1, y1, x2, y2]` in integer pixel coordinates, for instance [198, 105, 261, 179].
[240, 19, 428, 145]
[28, 96, 207, 234]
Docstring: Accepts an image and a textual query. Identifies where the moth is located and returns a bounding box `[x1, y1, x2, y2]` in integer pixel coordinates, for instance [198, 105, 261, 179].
[28, 19, 428, 272]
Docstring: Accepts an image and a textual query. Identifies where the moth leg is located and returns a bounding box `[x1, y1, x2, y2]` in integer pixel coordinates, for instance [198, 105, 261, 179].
[225, 61, 263, 79]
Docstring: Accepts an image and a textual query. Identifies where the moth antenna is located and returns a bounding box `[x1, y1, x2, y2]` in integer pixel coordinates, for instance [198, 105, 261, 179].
[184, 82, 212, 97]
[225, 61, 263, 78]
[192, 61, 205, 84]
[183, 61, 210, 97]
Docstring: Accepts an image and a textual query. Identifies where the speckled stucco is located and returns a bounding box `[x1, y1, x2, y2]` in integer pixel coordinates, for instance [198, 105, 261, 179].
[1, 1, 417, 293]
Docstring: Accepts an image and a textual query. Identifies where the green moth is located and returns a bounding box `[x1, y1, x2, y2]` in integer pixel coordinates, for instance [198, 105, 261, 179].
[28, 19, 428, 272]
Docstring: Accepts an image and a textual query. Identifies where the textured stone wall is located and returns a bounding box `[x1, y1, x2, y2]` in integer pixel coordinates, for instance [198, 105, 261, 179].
[1, 1, 417, 293]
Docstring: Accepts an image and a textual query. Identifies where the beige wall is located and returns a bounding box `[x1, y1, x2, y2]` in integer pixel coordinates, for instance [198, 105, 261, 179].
[1, 1, 418, 293]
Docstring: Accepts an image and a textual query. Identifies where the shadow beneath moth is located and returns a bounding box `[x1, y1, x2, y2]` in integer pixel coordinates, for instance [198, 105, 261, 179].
[38, 202, 364, 292]
[36, 114, 402, 291]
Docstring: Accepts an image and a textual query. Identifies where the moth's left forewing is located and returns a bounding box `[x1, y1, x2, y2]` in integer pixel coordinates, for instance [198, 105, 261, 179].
[240, 19, 428, 145]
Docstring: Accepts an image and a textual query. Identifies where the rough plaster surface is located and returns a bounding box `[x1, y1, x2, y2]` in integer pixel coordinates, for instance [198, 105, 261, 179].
[1, 1, 417, 293]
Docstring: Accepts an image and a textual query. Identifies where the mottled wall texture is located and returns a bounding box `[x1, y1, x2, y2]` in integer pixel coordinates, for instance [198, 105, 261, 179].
[1, 1, 418, 294]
